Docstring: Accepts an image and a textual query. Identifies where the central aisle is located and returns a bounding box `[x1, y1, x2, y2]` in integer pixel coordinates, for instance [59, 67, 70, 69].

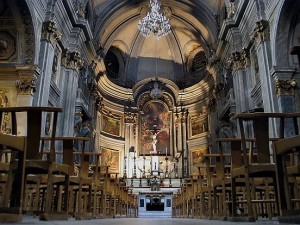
[0, 217, 290, 225]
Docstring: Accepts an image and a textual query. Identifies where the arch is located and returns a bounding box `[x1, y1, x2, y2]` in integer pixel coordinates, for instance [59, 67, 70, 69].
[273, 0, 300, 67]
[9, 0, 35, 64]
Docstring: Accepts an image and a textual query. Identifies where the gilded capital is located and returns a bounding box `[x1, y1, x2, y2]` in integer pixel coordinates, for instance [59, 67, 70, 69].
[61, 49, 84, 72]
[124, 112, 137, 124]
[16, 74, 37, 95]
[251, 20, 270, 45]
[228, 49, 251, 72]
[275, 79, 297, 96]
[0, 89, 9, 107]
[240, 48, 251, 67]
[41, 20, 62, 46]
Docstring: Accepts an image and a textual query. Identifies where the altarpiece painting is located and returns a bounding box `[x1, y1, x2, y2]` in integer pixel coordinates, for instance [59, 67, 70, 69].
[140, 101, 170, 156]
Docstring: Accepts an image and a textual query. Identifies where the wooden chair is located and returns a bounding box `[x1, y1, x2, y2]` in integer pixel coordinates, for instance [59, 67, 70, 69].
[91, 164, 109, 218]
[210, 143, 232, 220]
[195, 157, 213, 219]
[0, 106, 67, 222]
[231, 112, 300, 221]
[0, 149, 13, 208]
[39, 136, 92, 220]
[273, 134, 300, 223]
[88, 154, 104, 218]
[0, 133, 26, 222]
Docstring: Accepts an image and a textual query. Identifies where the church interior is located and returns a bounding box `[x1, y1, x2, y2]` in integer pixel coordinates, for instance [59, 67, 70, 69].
[0, 0, 300, 223]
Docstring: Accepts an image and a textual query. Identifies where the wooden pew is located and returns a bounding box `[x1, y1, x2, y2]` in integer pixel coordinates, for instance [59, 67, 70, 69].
[273, 135, 300, 223]
[0, 106, 67, 222]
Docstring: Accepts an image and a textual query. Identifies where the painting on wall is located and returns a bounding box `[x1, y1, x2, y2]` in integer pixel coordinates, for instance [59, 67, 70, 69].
[190, 116, 208, 137]
[101, 114, 121, 137]
[191, 148, 207, 174]
[140, 101, 170, 156]
[101, 148, 119, 174]
[0, 89, 11, 134]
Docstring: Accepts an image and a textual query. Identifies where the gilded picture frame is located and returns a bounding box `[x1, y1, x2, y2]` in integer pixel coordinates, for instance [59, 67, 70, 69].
[190, 147, 207, 174]
[101, 148, 119, 174]
[190, 116, 208, 138]
[101, 114, 121, 137]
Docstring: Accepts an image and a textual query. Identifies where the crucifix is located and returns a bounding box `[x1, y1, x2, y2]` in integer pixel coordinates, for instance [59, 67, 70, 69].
[149, 123, 163, 155]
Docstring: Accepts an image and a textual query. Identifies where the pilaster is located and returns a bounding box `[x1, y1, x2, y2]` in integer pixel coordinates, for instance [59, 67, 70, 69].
[34, 20, 62, 106]
[251, 19, 275, 112]
[58, 49, 84, 136]
[271, 66, 297, 114]
[15, 64, 39, 106]
[228, 48, 252, 112]
[15, 65, 39, 135]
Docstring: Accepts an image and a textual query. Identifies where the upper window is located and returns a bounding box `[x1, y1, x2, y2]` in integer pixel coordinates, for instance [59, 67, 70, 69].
[104, 47, 125, 81]
[104, 50, 120, 79]
[187, 50, 207, 85]
[191, 51, 207, 73]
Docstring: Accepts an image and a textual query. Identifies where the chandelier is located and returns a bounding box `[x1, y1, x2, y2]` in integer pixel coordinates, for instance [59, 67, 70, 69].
[138, 0, 171, 39]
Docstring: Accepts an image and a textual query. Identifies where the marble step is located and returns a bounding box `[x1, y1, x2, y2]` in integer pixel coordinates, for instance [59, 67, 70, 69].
[138, 211, 172, 218]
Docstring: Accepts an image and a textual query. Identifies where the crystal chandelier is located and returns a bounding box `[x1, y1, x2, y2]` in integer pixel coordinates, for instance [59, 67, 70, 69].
[138, 0, 171, 39]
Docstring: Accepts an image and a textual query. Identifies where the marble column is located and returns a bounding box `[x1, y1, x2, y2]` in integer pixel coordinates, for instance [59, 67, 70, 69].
[252, 20, 277, 112]
[124, 111, 137, 178]
[34, 20, 61, 106]
[15, 65, 39, 135]
[58, 49, 84, 136]
[272, 69, 297, 137]
[124, 123, 131, 178]
[230, 49, 253, 113]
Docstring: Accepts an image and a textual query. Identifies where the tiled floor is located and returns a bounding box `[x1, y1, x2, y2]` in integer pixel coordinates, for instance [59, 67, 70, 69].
[0, 217, 294, 225]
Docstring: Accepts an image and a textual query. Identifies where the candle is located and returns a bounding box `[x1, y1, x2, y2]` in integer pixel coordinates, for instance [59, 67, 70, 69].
[166, 147, 167, 157]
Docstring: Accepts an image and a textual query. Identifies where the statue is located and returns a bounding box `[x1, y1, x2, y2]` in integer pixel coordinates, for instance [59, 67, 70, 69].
[151, 133, 158, 154]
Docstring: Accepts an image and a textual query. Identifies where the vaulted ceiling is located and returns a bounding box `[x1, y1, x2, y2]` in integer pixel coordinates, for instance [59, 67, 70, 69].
[91, 0, 225, 96]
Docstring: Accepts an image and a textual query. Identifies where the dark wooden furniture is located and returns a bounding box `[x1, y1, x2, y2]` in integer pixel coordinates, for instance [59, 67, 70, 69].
[0, 106, 64, 222]
[231, 112, 300, 221]
[196, 157, 213, 219]
[273, 134, 300, 223]
[210, 142, 233, 220]
[39, 136, 92, 220]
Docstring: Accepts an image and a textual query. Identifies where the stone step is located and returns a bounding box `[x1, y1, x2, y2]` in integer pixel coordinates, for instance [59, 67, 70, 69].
[138, 211, 172, 218]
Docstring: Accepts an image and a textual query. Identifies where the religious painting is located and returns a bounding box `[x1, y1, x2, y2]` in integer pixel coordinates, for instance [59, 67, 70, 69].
[0, 89, 11, 134]
[140, 101, 170, 156]
[191, 148, 207, 174]
[101, 148, 119, 174]
[101, 114, 121, 137]
[191, 149, 206, 165]
[190, 116, 208, 138]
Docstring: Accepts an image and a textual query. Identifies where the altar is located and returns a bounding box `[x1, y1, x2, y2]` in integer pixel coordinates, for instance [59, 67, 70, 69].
[138, 191, 173, 218]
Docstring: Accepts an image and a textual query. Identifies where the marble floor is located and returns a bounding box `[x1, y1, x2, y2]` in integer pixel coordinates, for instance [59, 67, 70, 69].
[0, 217, 295, 225]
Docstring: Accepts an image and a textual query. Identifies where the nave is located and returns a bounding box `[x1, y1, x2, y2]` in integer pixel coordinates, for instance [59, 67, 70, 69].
[0, 217, 291, 225]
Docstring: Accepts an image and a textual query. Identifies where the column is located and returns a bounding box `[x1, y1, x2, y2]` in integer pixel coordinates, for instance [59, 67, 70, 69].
[226, 27, 253, 113]
[34, 20, 62, 106]
[274, 76, 297, 136]
[124, 123, 131, 178]
[124, 110, 137, 178]
[58, 49, 84, 136]
[251, 19, 277, 112]
[15, 65, 40, 135]
[230, 48, 253, 112]
[180, 107, 188, 178]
